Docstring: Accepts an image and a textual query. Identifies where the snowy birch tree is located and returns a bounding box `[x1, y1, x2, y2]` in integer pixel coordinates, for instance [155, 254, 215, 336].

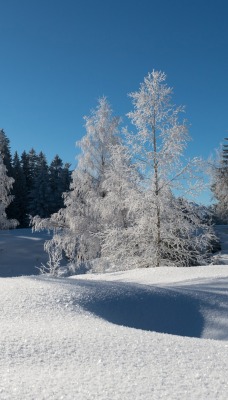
[123, 70, 215, 267]
[33, 97, 121, 273]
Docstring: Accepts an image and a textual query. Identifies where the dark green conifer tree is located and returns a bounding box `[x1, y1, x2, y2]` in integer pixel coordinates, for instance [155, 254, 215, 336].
[29, 152, 51, 218]
[8, 152, 28, 227]
[0, 129, 13, 176]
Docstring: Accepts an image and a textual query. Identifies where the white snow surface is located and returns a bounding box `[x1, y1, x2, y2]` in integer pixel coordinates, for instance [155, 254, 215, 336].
[0, 228, 228, 399]
[0, 228, 50, 277]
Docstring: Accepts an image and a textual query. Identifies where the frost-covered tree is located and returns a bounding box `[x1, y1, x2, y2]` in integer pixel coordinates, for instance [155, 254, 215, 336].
[33, 74, 215, 274]
[97, 143, 143, 270]
[62, 97, 121, 265]
[122, 70, 215, 267]
[0, 153, 18, 229]
[33, 97, 121, 273]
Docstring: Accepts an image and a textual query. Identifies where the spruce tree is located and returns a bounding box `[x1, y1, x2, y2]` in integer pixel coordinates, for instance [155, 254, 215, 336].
[0, 129, 13, 175]
[27, 148, 38, 191]
[211, 139, 228, 222]
[0, 129, 14, 220]
[29, 152, 51, 218]
[61, 162, 72, 194]
[0, 153, 18, 229]
[49, 155, 65, 214]
[8, 152, 27, 227]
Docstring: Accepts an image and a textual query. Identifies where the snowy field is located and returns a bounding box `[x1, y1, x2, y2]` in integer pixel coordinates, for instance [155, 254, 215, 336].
[0, 228, 228, 399]
[0, 229, 51, 277]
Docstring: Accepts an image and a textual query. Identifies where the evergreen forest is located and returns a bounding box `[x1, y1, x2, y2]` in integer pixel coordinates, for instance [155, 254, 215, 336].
[0, 129, 71, 228]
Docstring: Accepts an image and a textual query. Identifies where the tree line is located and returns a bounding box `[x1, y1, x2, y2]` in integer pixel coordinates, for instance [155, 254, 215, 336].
[2, 71, 225, 273]
[0, 129, 71, 227]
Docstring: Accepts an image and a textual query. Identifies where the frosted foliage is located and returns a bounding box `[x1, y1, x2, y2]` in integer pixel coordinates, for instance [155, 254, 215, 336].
[0, 154, 18, 229]
[100, 186, 214, 269]
[126, 71, 188, 177]
[100, 144, 140, 228]
[33, 73, 215, 273]
[66, 98, 120, 265]
[121, 70, 214, 267]
[33, 98, 121, 272]
[98, 144, 144, 268]
[78, 97, 120, 179]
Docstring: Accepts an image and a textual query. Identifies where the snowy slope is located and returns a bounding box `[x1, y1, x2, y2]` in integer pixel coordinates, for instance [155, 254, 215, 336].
[0, 227, 228, 399]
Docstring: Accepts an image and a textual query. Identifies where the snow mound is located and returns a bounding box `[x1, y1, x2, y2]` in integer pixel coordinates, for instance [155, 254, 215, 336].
[1, 226, 228, 398]
[1, 267, 228, 399]
[71, 267, 228, 341]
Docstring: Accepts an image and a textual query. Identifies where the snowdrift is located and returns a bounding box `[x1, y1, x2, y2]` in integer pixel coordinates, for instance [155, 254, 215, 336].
[0, 228, 228, 399]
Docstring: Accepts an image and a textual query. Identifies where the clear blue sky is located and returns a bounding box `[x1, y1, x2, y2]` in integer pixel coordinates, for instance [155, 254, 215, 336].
[0, 0, 227, 204]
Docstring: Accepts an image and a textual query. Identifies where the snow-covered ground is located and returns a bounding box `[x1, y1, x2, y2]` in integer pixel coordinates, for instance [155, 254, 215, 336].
[0, 228, 228, 399]
[0, 229, 51, 277]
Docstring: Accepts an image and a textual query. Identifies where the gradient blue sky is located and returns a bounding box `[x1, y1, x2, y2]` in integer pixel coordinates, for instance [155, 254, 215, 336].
[0, 0, 227, 204]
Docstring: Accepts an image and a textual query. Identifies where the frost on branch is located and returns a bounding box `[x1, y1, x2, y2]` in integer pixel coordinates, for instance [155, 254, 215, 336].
[33, 97, 121, 273]
[33, 74, 216, 274]
[120, 70, 216, 268]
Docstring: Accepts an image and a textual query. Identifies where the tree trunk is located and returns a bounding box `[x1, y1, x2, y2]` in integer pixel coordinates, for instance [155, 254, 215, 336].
[152, 115, 161, 267]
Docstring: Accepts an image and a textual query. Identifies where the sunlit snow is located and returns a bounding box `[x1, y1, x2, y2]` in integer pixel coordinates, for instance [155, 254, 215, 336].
[0, 228, 228, 399]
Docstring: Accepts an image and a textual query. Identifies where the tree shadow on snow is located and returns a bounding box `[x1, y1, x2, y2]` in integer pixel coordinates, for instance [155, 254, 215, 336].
[78, 281, 204, 338]
[32, 276, 228, 340]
